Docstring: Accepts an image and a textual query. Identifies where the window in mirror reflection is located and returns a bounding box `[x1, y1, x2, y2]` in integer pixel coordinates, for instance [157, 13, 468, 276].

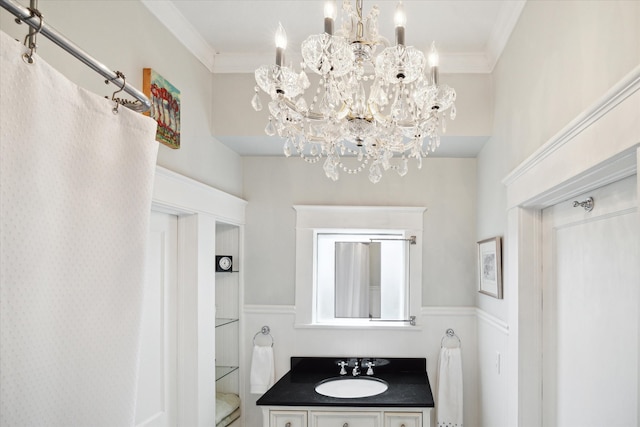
[316, 232, 409, 323]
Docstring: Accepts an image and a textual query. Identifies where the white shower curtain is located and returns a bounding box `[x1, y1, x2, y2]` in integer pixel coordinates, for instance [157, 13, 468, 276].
[0, 31, 158, 426]
[335, 242, 370, 317]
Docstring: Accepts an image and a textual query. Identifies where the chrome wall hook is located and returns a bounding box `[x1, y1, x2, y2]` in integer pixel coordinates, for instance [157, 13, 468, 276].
[573, 197, 594, 212]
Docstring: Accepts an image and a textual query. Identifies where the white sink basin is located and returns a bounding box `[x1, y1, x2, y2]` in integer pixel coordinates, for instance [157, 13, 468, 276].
[315, 377, 388, 398]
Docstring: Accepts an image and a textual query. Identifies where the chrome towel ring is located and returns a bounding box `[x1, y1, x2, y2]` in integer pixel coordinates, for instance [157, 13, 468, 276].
[440, 328, 461, 348]
[253, 325, 274, 347]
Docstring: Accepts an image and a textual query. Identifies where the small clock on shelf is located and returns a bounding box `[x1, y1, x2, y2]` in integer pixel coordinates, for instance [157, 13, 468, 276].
[215, 255, 233, 272]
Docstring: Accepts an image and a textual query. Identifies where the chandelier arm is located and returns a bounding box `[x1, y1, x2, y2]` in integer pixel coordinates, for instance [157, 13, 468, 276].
[281, 97, 354, 123]
[368, 101, 429, 129]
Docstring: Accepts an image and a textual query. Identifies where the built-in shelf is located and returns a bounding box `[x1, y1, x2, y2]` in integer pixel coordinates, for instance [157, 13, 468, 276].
[216, 365, 239, 381]
[215, 220, 241, 399]
[216, 317, 239, 328]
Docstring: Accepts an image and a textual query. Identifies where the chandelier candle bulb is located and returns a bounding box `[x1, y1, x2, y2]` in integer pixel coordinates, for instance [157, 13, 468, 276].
[394, 1, 406, 46]
[275, 23, 287, 66]
[428, 42, 439, 86]
[324, 1, 337, 35]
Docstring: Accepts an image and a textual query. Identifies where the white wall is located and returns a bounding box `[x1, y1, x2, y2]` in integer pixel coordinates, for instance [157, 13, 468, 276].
[476, 1, 640, 426]
[0, 0, 243, 196]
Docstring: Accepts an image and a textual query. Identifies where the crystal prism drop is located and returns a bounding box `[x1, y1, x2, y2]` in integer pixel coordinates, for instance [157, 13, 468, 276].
[398, 157, 408, 177]
[323, 156, 339, 181]
[265, 119, 276, 136]
[391, 89, 409, 122]
[319, 92, 332, 115]
[310, 144, 318, 156]
[368, 163, 382, 184]
[375, 85, 388, 106]
[298, 71, 310, 89]
[251, 92, 263, 111]
[416, 155, 423, 169]
[381, 151, 391, 171]
[441, 117, 447, 133]
[450, 104, 457, 120]
[433, 135, 440, 151]
[283, 138, 293, 157]
[295, 97, 309, 114]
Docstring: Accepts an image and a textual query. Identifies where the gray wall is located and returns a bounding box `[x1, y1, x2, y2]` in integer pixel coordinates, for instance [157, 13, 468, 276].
[242, 156, 478, 307]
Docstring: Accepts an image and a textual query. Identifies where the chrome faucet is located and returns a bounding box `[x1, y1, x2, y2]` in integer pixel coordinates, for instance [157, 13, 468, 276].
[352, 360, 360, 376]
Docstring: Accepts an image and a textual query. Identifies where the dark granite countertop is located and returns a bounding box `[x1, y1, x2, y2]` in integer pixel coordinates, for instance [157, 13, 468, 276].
[256, 357, 434, 408]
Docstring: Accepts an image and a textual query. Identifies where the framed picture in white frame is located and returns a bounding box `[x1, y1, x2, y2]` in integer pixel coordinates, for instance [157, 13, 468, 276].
[478, 236, 503, 299]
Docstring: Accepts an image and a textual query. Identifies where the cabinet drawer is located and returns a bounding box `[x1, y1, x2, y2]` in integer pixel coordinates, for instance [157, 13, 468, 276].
[384, 412, 422, 427]
[270, 410, 307, 427]
[310, 411, 382, 427]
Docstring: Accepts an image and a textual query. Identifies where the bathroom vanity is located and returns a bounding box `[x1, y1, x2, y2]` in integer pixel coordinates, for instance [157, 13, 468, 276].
[256, 357, 434, 427]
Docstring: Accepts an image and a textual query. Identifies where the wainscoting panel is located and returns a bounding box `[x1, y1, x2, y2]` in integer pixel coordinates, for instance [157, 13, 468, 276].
[476, 310, 509, 427]
[242, 305, 479, 427]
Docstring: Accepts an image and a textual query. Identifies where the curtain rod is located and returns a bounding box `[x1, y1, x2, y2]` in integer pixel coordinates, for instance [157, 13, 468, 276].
[0, 0, 151, 113]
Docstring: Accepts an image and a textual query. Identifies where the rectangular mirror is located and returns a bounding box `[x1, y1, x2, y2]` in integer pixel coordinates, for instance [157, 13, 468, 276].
[294, 205, 424, 328]
[316, 232, 409, 322]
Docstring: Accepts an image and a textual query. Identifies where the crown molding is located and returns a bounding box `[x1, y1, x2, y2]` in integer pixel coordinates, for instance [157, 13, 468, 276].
[485, 0, 527, 72]
[503, 65, 640, 188]
[143, 1, 525, 75]
[140, 0, 216, 73]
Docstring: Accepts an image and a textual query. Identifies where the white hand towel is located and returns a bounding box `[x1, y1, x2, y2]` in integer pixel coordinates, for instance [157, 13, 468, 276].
[0, 30, 158, 427]
[436, 347, 464, 427]
[250, 345, 275, 394]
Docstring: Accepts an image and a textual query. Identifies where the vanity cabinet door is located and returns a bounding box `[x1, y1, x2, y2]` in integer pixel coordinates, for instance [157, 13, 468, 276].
[270, 410, 308, 427]
[310, 411, 382, 427]
[384, 412, 422, 427]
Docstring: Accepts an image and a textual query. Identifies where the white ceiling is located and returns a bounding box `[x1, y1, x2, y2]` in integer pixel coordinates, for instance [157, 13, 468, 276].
[141, 0, 526, 156]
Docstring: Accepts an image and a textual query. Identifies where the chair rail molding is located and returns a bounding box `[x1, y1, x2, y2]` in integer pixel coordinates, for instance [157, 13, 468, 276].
[476, 308, 510, 335]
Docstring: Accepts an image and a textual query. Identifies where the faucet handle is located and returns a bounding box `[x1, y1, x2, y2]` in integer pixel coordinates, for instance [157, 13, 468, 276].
[365, 360, 375, 375]
[337, 361, 348, 375]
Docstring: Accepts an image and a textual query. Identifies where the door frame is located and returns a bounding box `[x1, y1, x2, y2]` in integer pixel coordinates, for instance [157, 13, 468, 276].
[501, 65, 640, 427]
[151, 167, 247, 427]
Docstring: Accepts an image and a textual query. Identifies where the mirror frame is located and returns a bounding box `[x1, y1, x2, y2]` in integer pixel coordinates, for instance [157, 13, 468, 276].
[293, 205, 425, 328]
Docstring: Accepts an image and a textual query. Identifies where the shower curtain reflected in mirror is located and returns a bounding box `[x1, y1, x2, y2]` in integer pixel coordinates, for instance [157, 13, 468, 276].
[335, 242, 371, 318]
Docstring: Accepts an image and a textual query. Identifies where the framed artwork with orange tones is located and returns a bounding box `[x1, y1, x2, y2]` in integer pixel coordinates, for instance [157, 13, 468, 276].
[143, 68, 181, 149]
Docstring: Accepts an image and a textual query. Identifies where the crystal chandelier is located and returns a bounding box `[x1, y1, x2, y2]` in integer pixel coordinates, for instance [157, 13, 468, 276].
[251, 0, 457, 183]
